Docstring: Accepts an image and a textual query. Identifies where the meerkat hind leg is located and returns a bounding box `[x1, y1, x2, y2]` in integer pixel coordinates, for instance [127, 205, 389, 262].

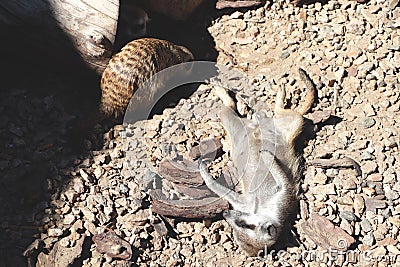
[273, 86, 304, 147]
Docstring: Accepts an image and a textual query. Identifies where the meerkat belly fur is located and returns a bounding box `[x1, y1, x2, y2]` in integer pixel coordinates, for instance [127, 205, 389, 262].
[199, 68, 316, 256]
[100, 38, 193, 118]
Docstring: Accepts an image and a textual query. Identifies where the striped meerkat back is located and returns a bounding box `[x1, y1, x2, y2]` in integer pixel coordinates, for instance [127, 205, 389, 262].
[100, 38, 194, 118]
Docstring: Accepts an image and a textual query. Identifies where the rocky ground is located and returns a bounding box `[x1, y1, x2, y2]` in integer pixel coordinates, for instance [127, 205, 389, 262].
[1, 0, 399, 266]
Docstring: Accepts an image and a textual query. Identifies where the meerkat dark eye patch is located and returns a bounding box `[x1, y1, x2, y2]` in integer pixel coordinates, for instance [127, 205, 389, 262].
[260, 223, 277, 238]
[235, 219, 256, 230]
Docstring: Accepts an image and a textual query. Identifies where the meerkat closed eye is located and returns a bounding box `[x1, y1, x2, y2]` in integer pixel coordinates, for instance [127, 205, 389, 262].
[199, 68, 316, 256]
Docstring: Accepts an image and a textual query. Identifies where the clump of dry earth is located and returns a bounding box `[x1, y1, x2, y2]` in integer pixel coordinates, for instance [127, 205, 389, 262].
[2, 0, 399, 266]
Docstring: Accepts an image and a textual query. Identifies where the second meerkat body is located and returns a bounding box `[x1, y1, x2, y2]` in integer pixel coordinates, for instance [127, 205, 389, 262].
[199, 69, 316, 256]
[100, 38, 194, 118]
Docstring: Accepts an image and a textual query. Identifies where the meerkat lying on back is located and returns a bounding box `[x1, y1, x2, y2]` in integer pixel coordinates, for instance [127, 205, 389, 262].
[199, 69, 316, 256]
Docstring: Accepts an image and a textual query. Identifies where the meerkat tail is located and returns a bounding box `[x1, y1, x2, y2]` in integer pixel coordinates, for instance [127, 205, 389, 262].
[213, 86, 237, 112]
[296, 68, 316, 115]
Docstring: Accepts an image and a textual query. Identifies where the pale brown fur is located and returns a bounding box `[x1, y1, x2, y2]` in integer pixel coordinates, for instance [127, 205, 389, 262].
[200, 68, 316, 256]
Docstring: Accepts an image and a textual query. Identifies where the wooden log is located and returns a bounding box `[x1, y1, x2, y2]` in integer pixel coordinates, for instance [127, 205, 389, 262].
[0, 0, 119, 75]
[310, 157, 362, 176]
[188, 137, 223, 160]
[158, 158, 204, 186]
[216, 0, 264, 9]
[149, 189, 229, 219]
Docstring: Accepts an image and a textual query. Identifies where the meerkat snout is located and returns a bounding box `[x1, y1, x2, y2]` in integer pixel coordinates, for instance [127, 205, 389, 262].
[116, 4, 150, 49]
[124, 6, 149, 39]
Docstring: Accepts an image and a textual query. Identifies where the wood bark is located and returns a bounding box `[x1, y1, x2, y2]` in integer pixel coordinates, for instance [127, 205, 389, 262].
[158, 158, 204, 186]
[149, 189, 229, 219]
[0, 0, 119, 75]
[216, 0, 264, 9]
[310, 157, 362, 176]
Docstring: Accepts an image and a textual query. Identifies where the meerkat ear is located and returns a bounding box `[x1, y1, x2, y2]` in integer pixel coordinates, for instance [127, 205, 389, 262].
[260, 223, 277, 239]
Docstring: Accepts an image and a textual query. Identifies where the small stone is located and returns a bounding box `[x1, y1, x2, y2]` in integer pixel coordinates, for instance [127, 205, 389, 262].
[60, 204, 71, 214]
[363, 187, 376, 197]
[343, 76, 361, 92]
[387, 245, 400, 255]
[83, 221, 97, 235]
[281, 51, 290, 59]
[338, 131, 350, 146]
[362, 232, 375, 246]
[337, 195, 354, 205]
[340, 211, 357, 221]
[73, 178, 85, 194]
[385, 189, 399, 201]
[359, 117, 376, 129]
[374, 224, 388, 241]
[314, 183, 336, 195]
[314, 172, 328, 184]
[389, 216, 400, 227]
[300, 200, 309, 220]
[119, 184, 129, 194]
[368, 173, 382, 182]
[340, 219, 354, 235]
[360, 219, 372, 232]
[230, 11, 243, 19]
[354, 195, 365, 215]
[362, 161, 378, 175]
[79, 169, 93, 183]
[354, 54, 368, 65]
[361, 151, 373, 160]
[110, 148, 124, 159]
[381, 207, 392, 219]
[180, 245, 193, 257]
[48, 228, 63, 237]
[342, 178, 357, 190]
[192, 233, 205, 244]
[335, 68, 346, 82]
[365, 197, 387, 212]
[375, 46, 389, 60]
[348, 47, 362, 59]
[71, 220, 83, 233]
[80, 206, 96, 222]
[235, 20, 247, 31]
[300, 213, 355, 250]
[93, 167, 104, 179]
[63, 214, 75, 225]
[363, 104, 376, 117]
[347, 66, 358, 77]
[377, 237, 398, 247]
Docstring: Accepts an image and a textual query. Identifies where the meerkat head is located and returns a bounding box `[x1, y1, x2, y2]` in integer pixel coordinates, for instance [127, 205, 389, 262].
[223, 210, 281, 256]
[119, 5, 149, 40]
